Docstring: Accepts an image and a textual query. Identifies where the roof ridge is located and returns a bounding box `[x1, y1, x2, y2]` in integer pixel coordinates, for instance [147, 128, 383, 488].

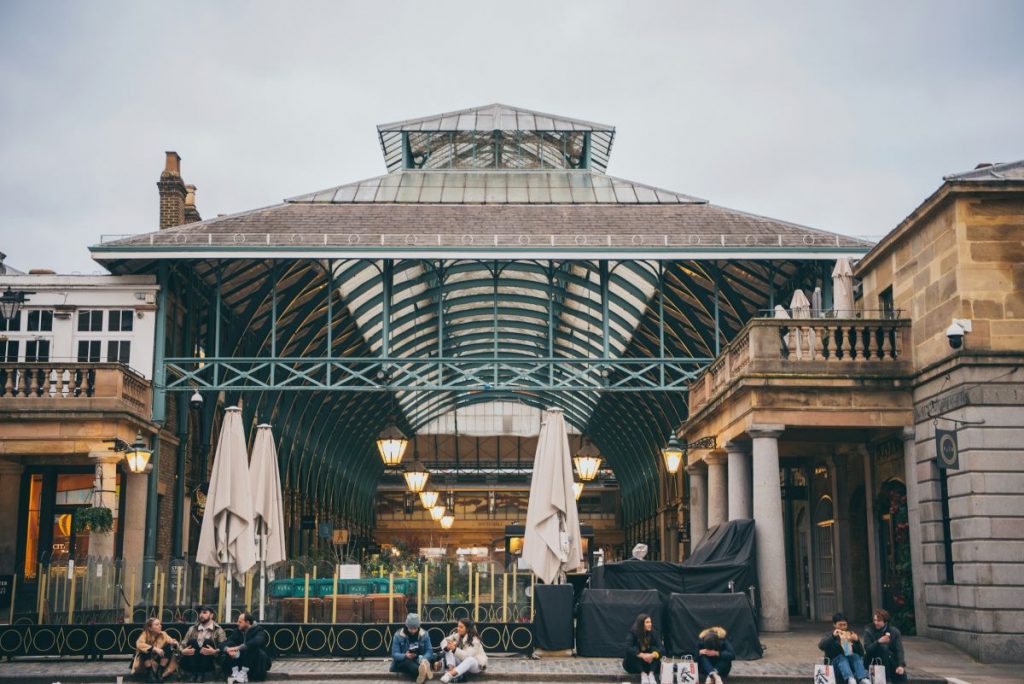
[377, 103, 614, 131]
[943, 159, 1024, 181]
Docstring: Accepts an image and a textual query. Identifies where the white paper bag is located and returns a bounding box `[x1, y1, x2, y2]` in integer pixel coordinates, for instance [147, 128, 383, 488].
[814, 659, 837, 684]
[870, 658, 888, 684]
[668, 656, 700, 684]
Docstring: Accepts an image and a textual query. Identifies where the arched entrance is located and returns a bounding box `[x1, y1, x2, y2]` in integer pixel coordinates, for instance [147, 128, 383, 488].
[877, 479, 915, 634]
[813, 494, 837, 617]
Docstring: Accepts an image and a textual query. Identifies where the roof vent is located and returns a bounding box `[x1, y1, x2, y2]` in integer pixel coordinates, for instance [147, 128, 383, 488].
[974, 163, 994, 169]
[28, 268, 56, 275]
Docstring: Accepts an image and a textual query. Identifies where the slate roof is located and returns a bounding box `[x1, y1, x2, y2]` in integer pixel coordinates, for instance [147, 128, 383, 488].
[943, 160, 1024, 182]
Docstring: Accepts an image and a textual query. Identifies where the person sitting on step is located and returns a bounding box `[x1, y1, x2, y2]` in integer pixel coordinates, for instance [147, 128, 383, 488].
[132, 617, 179, 683]
[390, 613, 434, 683]
[178, 605, 226, 683]
[862, 608, 907, 683]
[695, 625, 735, 684]
[438, 617, 488, 683]
[219, 612, 271, 683]
[622, 613, 663, 684]
[818, 612, 869, 684]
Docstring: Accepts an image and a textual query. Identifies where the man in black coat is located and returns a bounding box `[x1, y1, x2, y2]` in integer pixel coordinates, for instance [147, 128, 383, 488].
[862, 608, 907, 682]
[219, 612, 272, 683]
[818, 613, 869, 684]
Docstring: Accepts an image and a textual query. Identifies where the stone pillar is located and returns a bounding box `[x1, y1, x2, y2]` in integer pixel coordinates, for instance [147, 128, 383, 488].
[686, 462, 708, 549]
[860, 445, 883, 610]
[122, 468, 150, 601]
[726, 442, 752, 520]
[750, 424, 789, 632]
[89, 452, 122, 561]
[705, 450, 729, 529]
[902, 427, 928, 635]
[0, 460, 23, 574]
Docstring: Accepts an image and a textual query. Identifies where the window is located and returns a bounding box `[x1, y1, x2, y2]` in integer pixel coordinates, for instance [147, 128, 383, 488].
[879, 286, 894, 318]
[77, 340, 101, 362]
[107, 340, 131, 365]
[27, 310, 53, 332]
[0, 311, 20, 332]
[108, 310, 133, 332]
[25, 340, 50, 362]
[77, 310, 102, 332]
[0, 340, 18, 362]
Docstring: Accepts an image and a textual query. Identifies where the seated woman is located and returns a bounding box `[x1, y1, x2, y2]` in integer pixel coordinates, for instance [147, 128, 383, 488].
[695, 626, 735, 684]
[438, 617, 488, 683]
[132, 617, 179, 683]
[622, 613, 662, 684]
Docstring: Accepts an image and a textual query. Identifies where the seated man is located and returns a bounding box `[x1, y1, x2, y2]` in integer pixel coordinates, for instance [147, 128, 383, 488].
[862, 609, 907, 683]
[179, 605, 225, 682]
[219, 612, 271, 683]
[818, 613, 869, 684]
[390, 613, 434, 683]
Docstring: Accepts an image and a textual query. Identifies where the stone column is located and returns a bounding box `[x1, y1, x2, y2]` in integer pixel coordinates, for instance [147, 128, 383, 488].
[686, 462, 708, 549]
[88, 452, 122, 561]
[902, 427, 928, 635]
[860, 445, 883, 609]
[0, 460, 23, 574]
[705, 450, 729, 529]
[726, 442, 753, 520]
[122, 468, 150, 601]
[750, 424, 789, 632]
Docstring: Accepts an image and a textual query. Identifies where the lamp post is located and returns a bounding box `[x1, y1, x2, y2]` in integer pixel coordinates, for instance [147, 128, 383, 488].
[0, 287, 34, 325]
[661, 435, 684, 475]
[106, 430, 153, 474]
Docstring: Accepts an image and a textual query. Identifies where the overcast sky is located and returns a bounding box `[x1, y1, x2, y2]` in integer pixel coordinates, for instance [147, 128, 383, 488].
[1, 1, 1021, 274]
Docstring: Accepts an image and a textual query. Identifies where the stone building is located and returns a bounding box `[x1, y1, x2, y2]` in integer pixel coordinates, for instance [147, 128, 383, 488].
[678, 160, 1024, 661]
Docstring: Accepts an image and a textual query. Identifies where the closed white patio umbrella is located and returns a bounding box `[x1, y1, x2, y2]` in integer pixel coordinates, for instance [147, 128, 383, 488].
[789, 289, 813, 358]
[832, 258, 856, 317]
[522, 408, 583, 585]
[250, 423, 287, 621]
[196, 406, 257, 622]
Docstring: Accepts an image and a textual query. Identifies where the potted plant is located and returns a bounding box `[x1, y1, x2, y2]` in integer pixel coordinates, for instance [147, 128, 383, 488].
[73, 506, 115, 534]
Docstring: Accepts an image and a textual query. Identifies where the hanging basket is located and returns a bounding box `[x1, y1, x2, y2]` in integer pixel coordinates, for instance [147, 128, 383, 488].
[73, 506, 115, 534]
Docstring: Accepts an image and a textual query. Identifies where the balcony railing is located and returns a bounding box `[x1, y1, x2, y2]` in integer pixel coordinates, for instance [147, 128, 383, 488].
[689, 317, 912, 415]
[0, 362, 151, 415]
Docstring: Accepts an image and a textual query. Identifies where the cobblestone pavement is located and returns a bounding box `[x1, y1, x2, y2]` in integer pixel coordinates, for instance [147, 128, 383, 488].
[1, 624, 1019, 683]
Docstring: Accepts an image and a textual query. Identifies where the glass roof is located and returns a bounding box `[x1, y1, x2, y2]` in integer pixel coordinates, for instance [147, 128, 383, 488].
[289, 170, 704, 205]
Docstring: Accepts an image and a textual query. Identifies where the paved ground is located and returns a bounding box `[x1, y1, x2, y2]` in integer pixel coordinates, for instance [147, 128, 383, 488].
[0, 622, 1018, 683]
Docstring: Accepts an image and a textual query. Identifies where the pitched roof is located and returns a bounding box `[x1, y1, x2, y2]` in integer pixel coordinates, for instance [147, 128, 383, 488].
[286, 170, 704, 205]
[943, 160, 1024, 182]
[376, 103, 614, 133]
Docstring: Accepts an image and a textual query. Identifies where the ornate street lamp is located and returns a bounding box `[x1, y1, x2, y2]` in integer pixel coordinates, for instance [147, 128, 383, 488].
[430, 504, 446, 522]
[0, 287, 34, 325]
[573, 439, 602, 482]
[376, 422, 409, 468]
[573, 481, 584, 501]
[440, 510, 455, 529]
[106, 430, 152, 474]
[661, 435, 685, 475]
[403, 458, 430, 493]
[419, 490, 439, 509]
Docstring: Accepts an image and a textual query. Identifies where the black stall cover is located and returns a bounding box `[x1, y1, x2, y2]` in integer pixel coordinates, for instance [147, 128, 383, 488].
[665, 593, 762, 659]
[588, 559, 686, 601]
[680, 519, 758, 596]
[532, 584, 575, 650]
[575, 589, 662, 657]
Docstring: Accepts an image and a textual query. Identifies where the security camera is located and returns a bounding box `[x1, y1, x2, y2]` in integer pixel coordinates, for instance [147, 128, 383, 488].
[189, 390, 204, 409]
[946, 322, 965, 349]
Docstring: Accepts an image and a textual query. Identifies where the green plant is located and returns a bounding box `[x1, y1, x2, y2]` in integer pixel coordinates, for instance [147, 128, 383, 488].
[73, 506, 114, 534]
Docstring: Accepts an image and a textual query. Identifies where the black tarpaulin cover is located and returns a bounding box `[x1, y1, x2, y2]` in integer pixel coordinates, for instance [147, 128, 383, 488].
[665, 593, 762, 660]
[575, 589, 662, 657]
[588, 520, 758, 598]
[680, 519, 759, 596]
[532, 584, 575, 650]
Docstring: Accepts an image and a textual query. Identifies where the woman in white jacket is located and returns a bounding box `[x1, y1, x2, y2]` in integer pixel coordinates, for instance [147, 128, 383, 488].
[439, 617, 488, 683]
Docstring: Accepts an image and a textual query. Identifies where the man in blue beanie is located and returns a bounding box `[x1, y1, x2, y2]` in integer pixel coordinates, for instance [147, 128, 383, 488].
[391, 613, 434, 682]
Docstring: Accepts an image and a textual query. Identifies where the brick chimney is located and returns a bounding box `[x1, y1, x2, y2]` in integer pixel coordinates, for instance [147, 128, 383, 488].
[157, 151, 187, 229]
[184, 184, 202, 224]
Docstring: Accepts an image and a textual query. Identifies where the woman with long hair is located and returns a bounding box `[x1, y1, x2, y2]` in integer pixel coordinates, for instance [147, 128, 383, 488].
[439, 617, 488, 683]
[622, 613, 663, 684]
[132, 617, 178, 682]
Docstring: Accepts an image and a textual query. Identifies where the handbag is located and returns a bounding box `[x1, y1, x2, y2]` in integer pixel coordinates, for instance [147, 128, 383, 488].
[813, 658, 837, 684]
[661, 655, 699, 684]
[870, 658, 887, 684]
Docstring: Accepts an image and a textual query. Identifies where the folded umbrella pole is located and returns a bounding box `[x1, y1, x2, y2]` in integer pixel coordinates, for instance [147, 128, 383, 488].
[250, 424, 287, 621]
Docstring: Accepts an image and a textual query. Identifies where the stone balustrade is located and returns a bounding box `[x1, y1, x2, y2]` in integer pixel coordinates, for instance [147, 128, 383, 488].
[689, 317, 912, 415]
[0, 362, 151, 416]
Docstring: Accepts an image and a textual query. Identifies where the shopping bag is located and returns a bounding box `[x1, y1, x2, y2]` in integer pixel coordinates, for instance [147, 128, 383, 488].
[814, 658, 837, 684]
[870, 658, 888, 684]
[670, 656, 700, 684]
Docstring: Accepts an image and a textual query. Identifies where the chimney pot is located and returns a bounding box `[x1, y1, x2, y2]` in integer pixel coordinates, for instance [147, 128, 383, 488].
[164, 151, 182, 176]
[185, 184, 197, 207]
